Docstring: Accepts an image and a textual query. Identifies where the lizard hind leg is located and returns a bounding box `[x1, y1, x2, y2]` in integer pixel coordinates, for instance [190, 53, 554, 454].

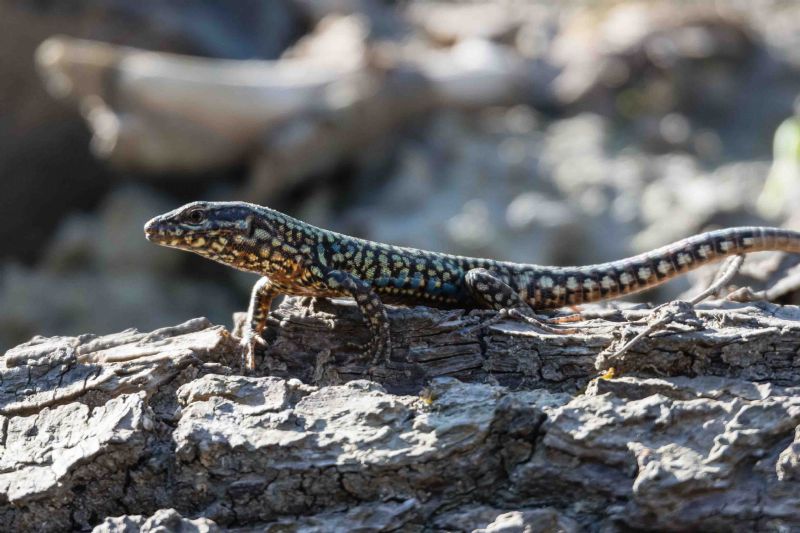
[465, 268, 576, 334]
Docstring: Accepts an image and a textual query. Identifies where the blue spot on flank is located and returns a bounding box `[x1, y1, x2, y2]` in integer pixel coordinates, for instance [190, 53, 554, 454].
[392, 277, 405, 288]
[331, 243, 341, 253]
[375, 277, 390, 287]
[411, 275, 423, 289]
[442, 282, 457, 295]
[426, 279, 439, 293]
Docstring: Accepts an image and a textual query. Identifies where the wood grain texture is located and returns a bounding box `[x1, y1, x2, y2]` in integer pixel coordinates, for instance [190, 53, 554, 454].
[3, 301, 800, 530]
[245, 296, 800, 394]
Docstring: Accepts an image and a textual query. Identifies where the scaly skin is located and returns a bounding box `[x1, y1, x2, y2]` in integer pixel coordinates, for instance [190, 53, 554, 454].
[144, 201, 800, 370]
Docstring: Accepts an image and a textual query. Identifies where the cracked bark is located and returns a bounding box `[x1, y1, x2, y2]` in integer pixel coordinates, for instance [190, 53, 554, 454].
[250, 296, 800, 394]
[2, 298, 800, 531]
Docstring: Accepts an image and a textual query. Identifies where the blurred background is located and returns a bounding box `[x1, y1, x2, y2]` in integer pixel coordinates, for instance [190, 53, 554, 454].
[2, 0, 800, 350]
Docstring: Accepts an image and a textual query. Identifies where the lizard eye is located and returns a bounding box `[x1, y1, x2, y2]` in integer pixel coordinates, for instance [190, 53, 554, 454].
[185, 208, 206, 224]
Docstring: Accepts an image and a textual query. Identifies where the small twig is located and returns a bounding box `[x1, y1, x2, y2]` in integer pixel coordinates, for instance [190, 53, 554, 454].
[604, 254, 745, 361]
[602, 311, 675, 361]
[727, 266, 800, 304]
[690, 254, 745, 305]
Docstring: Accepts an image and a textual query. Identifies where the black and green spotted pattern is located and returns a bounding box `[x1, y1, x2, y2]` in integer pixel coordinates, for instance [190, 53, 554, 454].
[145, 201, 800, 369]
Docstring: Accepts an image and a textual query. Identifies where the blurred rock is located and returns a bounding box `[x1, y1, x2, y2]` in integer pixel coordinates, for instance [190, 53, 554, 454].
[44, 186, 180, 274]
[293, 0, 409, 39]
[350, 112, 630, 272]
[0, 267, 239, 351]
[409, 2, 520, 45]
[634, 160, 770, 249]
[0, 185, 243, 350]
[35, 27, 368, 173]
[36, 27, 540, 189]
[0, 0, 306, 264]
[550, 3, 757, 117]
[14, 0, 303, 60]
[0, 3, 113, 263]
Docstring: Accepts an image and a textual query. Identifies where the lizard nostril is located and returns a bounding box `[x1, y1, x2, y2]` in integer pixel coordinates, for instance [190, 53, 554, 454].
[144, 217, 163, 240]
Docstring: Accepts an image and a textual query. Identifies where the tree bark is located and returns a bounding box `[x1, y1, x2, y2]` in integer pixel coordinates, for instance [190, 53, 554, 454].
[252, 296, 800, 394]
[2, 299, 800, 531]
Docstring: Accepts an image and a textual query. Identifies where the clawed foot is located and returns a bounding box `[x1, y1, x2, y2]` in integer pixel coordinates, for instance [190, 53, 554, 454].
[463, 307, 581, 335]
[367, 339, 391, 366]
[239, 331, 267, 373]
[504, 308, 580, 334]
[345, 337, 390, 367]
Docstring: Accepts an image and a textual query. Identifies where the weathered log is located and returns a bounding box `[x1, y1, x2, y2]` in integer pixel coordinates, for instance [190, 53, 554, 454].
[250, 296, 800, 394]
[2, 301, 800, 531]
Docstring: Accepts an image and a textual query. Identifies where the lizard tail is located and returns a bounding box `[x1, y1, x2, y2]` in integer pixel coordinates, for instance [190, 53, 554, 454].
[530, 226, 800, 308]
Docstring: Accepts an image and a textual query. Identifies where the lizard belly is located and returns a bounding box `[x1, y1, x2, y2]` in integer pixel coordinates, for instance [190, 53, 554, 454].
[375, 285, 473, 308]
[268, 275, 345, 298]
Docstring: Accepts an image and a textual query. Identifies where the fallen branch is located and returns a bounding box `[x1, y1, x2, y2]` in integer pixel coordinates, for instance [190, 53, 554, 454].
[3, 300, 800, 530]
[241, 296, 800, 393]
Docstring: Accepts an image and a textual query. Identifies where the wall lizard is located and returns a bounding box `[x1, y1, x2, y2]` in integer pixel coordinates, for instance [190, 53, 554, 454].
[144, 201, 800, 370]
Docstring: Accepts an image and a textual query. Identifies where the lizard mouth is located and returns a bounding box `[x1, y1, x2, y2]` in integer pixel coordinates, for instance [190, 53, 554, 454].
[144, 216, 172, 244]
[144, 215, 216, 250]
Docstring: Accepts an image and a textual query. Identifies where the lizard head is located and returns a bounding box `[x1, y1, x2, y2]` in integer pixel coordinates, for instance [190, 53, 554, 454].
[144, 201, 307, 274]
[145, 201, 255, 249]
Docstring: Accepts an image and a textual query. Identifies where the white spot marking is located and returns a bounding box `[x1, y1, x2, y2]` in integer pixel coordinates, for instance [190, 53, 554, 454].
[637, 267, 651, 280]
[719, 241, 732, 252]
[566, 277, 578, 290]
[601, 276, 614, 289]
[698, 245, 711, 258]
[538, 276, 554, 288]
[677, 253, 691, 266]
[620, 272, 633, 285]
[658, 261, 671, 275]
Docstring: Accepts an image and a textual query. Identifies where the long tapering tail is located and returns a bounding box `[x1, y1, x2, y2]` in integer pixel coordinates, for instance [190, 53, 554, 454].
[527, 227, 800, 308]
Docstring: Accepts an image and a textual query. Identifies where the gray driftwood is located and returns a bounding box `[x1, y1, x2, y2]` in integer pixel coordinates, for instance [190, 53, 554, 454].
[2, 299, 800, 531]
[35, 16, 533, 194]
[250, 296, 800, 394]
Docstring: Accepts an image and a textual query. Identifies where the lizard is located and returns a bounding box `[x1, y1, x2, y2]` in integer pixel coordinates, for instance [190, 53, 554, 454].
[144, 201, 800, 370]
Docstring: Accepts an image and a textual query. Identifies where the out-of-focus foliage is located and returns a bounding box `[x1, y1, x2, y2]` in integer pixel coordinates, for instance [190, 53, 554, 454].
[759, 116, 800, 219]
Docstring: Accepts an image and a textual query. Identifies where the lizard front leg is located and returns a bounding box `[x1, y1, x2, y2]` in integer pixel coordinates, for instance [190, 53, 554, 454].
[242, 276, 279, 371]
[465, 268, 572, 333]
[323, 270, 391, 364]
